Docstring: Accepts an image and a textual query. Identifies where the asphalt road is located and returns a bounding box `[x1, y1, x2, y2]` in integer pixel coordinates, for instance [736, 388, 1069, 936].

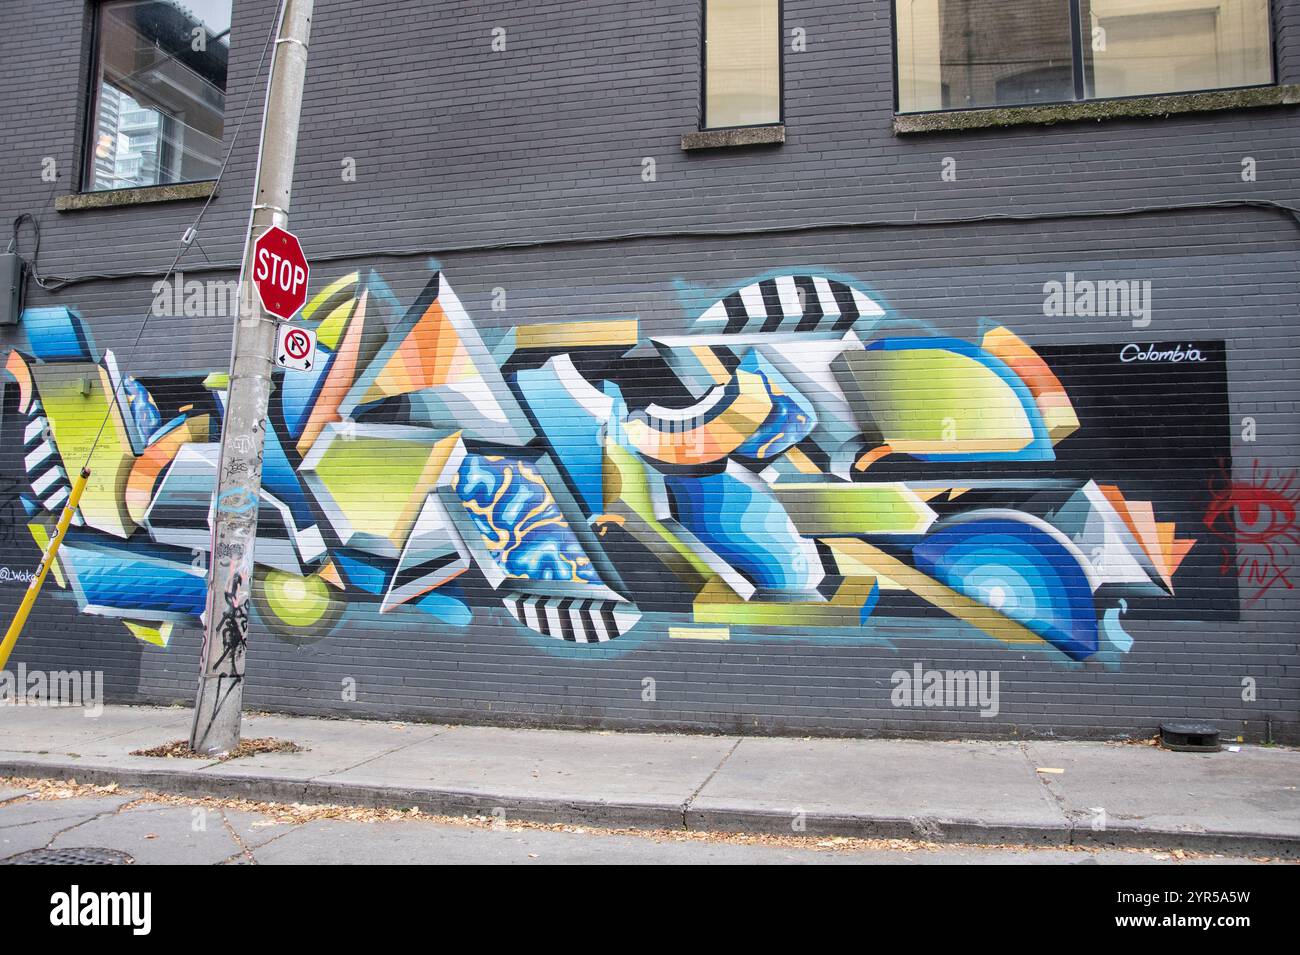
[0, 786, 1285, 865]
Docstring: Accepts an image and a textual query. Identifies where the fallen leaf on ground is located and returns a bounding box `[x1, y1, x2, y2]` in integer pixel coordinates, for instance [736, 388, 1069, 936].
[130, 738, 305, 762]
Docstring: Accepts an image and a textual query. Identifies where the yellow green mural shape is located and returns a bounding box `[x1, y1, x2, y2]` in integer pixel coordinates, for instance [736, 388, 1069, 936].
[302, 427, 461, 555]
[771, 482, 938, 536]
[840, 347, 1036, 455]
[31, 363, 137, 539]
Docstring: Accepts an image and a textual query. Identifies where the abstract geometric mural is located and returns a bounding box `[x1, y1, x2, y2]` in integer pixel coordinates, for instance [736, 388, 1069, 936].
[2, 267, 1219, 663]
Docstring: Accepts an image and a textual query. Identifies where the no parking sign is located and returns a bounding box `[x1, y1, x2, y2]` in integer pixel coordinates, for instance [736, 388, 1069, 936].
[275, 322, 317, 373]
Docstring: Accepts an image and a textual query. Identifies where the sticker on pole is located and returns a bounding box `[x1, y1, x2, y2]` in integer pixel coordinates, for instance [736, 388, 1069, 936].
[276, 323, 317, 373]
[252, 225, 309, 319]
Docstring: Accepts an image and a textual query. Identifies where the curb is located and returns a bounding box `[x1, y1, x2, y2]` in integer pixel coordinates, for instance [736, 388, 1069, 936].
[3, 759, 1297, 857]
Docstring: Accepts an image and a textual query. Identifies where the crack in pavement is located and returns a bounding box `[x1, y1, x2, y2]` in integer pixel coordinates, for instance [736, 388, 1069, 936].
[1018, 742, 1076, 842]
[0, 808, 116, 831]
[679, 737, 743, 827]
[12, 790, 324, 866]
[308, 727, 446, 781]
[39, 801, 134, 851]
[217, 808, 259, 865]
[215, 809, 320, 865]
[223, 817, 306, 862]
[0, 793, 134, 830]
[10, 793, 294, 865]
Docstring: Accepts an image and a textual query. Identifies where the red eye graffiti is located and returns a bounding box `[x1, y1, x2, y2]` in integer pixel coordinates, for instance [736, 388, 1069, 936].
[1205, 461, 1299, 605]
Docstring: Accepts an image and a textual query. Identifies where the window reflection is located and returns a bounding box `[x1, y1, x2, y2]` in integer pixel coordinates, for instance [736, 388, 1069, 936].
[87, 0, 231, 191]
[895, 0, 1273, 114]
[1082, 0, 1273, 99]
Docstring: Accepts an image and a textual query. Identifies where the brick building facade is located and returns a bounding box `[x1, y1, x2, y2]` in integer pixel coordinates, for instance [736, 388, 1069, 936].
[1, 0, 1297, 740]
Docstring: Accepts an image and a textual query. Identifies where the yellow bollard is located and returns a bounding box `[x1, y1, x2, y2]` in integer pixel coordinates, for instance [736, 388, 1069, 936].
[0, 468, 90, 672]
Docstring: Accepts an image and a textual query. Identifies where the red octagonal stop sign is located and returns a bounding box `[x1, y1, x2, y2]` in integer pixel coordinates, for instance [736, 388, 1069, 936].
[251, 225, 309, 320]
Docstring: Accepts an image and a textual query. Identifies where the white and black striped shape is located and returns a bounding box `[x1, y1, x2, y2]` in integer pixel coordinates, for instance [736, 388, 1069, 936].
[502, 594, 641, 643]
[22, 401, 70, 513]
[693, 275, 884, 336]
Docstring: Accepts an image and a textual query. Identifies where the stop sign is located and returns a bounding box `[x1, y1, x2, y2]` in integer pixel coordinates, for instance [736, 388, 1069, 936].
[251, 225, 309, 320]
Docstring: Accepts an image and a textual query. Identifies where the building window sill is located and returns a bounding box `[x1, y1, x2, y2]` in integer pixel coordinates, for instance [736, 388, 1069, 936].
[681, 124, 785, 151]
[892, 84, 1300, 135]
[54, 180, 217, 212]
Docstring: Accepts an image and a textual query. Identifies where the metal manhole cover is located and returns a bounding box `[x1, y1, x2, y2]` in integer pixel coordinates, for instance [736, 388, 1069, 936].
[1, 847, 134, 865]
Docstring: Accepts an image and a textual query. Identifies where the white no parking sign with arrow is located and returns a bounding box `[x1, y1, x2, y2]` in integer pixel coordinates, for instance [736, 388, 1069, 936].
[275, 323, 317, 373]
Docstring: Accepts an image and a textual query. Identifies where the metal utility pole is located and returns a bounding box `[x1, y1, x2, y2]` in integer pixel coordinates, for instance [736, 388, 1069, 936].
[191, 0, 314, 755]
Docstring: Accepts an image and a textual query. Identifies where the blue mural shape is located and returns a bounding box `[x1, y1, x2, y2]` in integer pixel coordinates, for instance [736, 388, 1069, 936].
[913, 515, 1100, 661]
[454, 453, 599, 585]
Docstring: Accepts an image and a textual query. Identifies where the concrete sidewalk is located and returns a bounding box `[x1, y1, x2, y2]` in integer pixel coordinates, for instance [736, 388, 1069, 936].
[1, 704, 1296, 856]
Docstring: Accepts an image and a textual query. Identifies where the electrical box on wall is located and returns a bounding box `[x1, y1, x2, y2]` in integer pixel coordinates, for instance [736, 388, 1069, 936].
[0, 252, 25, 326]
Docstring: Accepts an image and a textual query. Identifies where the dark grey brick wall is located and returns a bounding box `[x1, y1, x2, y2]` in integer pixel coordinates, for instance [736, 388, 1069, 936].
[1, 0, 1297, 741]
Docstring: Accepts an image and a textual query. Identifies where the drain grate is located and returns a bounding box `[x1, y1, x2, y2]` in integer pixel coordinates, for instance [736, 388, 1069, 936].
[0, 847, 134, 865]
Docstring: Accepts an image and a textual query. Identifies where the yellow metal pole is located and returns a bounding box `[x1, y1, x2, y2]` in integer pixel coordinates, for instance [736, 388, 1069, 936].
[0, 467, 90, 672]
